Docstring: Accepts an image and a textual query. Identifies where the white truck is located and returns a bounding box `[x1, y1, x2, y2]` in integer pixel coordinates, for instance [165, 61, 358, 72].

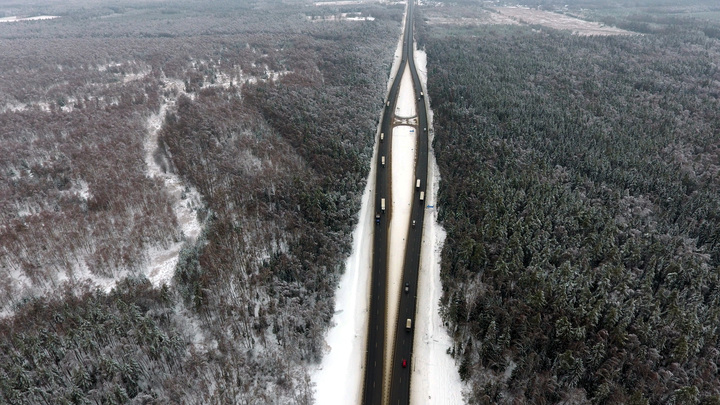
[406, 318, 412, 331]
[381, 198, 386, 212]
[419, 191, 424, 202]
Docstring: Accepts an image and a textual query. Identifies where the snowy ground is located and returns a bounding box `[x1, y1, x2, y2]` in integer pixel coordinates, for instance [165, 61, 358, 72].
[143, 98, 204, 288]
[395, 65, 416, 119]
[0, 15, 59, 23]
[307, 13, 376, 22]
[409, 48, 466, 404]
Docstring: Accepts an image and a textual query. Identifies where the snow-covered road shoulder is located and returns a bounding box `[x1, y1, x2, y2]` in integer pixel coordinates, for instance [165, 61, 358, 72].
[410, 48, 467, 404]
[311, 170, 373, 404]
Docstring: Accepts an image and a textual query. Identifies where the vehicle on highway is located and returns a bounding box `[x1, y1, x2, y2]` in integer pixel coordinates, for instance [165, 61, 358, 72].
[404, 282, 409, 293]
[412, 220, 416, 227]
[381, 198, 386, 212]
[402, 359, 407, 368]
[406, 318, 412, 331]
[419, 191, 424, 202]
[376, 214, 381, 224]
[381, 156, 386, 167]
[380, 132, 384, 142]
[416, 179, 420, 189]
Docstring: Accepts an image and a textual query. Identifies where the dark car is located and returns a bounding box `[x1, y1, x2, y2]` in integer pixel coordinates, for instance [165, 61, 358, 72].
[404, 282, 409, 293]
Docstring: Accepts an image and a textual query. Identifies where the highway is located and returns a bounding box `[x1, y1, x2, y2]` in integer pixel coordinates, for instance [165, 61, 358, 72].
[361, 28, 405, 405]
[388, 0, 429, 403]
[362, 0, 429, 404]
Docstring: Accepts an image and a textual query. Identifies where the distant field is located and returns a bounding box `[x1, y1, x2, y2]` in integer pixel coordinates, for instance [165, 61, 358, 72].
[422, 4, 633, 36]
[578, 4, 720, 26]
[493, 7, 634, 36]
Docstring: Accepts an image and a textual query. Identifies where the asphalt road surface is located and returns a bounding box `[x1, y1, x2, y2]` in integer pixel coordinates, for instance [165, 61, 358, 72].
[361, 23, 407, 405]
[362, 0, 429, 404]
[387, 0, 429, 403]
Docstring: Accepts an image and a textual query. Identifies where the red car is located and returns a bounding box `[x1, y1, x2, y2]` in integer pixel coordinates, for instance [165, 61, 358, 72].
[402, 359, 407, 368]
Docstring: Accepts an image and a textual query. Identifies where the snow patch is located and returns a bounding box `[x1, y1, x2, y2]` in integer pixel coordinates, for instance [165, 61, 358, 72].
[242, 68, 291, 86]
[395, 64, 417, 119]
[0, 15, 59, 23]
[98, 62, 123, 72]
[346, 16, 376, 21]
[314, 0, 369, 5]
[414, 49, 428, 89]
[123, 68, 151, 83]
[307, 13, 376, 22]
[76, 179, 91, 201]
[71, 258, 128, 294]
[143, 100, 204, 287]
[96, 61, 151, 82]
[38, 102, 51, 112]
[144, 242, 182, 288]
[385, 124, 416, 391]
[206, 71, 237, 89]
[1, 102, 28, 113]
